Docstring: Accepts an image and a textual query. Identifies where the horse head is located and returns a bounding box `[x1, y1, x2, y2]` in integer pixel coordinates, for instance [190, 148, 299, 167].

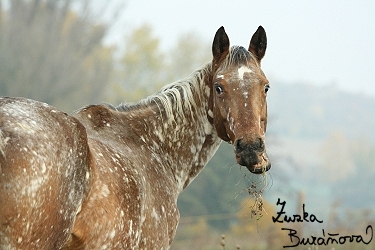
[209, 26, 271, 174]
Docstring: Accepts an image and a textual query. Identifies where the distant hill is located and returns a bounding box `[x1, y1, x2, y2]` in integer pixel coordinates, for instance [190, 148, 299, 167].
[264, 82, 375, 209]
[267, 82, 375, 141]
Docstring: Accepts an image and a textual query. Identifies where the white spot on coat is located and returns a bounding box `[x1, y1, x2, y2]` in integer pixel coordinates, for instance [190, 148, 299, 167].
[101, 184, 110, 197]
[151, 208, 159, 221]
[204, 121, 213, 135]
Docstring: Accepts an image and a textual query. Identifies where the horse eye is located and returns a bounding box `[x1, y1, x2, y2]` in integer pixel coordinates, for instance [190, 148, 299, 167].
[214, 83, 224, 95]
[264, 84, 270, 94]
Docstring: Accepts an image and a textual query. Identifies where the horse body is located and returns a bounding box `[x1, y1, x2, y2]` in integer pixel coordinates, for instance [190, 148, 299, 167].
[0, 26, 270, 249]
[65, 67, 220, 249]
[0, 97, 90, 249]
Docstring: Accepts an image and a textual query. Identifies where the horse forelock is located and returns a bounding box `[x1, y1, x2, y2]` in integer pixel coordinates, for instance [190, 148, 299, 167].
[220, 46, 259, 69]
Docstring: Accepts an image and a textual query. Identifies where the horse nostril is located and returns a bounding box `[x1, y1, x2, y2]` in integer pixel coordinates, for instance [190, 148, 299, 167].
[258, 137, 265, 151]
[234, 138, 243, 153]
[235, 138, 265, 153]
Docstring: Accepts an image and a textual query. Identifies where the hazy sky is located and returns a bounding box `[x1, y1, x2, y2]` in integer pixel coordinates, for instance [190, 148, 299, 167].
[106, 0, 375, 97]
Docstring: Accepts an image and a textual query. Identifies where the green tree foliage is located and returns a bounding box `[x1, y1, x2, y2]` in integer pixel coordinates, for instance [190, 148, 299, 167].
[0, 0, 113, 111]
[166, 31, 211, 82]
[110, 24, 211, 104]
[110, 23, 166, 103]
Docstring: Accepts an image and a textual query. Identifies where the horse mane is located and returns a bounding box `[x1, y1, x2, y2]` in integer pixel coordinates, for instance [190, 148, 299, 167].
[112, 63, 211, 123]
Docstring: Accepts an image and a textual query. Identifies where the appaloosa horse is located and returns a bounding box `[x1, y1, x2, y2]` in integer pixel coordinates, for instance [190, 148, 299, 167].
[0, 26, 270, 249]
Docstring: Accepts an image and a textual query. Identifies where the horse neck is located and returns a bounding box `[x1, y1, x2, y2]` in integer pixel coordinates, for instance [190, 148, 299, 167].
[127, 63, 221, 193]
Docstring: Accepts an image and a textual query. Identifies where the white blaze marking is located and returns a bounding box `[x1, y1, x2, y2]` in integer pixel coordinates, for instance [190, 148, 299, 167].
[238, 66, 253, 80]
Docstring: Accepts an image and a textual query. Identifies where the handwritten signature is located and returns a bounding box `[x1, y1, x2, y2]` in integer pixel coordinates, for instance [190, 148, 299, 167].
[272, 198, 373, 248]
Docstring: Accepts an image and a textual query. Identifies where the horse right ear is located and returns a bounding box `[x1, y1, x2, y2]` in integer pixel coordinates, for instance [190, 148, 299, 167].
[249, 26, 267, 62]
[212, 26, 230, 64]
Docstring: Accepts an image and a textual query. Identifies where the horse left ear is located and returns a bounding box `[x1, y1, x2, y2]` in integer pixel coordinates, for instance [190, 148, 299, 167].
[249, 26, 267, 62]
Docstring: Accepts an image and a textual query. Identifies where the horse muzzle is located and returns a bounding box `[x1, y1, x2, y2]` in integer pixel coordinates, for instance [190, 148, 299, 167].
[234, 138, 271, 174]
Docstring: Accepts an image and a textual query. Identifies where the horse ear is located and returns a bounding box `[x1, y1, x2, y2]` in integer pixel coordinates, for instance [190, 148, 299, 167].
[249, 26, 267, 62]
[212, 26, 230, 63]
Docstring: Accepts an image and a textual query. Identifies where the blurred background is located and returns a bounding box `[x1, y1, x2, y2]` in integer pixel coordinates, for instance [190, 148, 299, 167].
[1, 0, 375, 249]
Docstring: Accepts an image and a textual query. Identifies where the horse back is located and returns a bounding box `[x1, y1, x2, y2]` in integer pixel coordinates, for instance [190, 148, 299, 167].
[0, 97, 90, 249]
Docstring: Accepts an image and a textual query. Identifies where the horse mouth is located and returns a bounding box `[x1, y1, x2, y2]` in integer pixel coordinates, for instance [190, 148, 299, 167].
[236, 152, 271, 174]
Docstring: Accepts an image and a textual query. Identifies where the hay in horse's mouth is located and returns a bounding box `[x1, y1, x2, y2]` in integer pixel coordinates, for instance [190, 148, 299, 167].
[243, 171, 269, 221]
[248, 183, 266, 221]
[246, 153, 271, 174]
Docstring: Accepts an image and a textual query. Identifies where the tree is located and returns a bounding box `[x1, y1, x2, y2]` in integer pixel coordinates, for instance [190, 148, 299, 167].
[166, 32, 211, 82]
[110, 23, 166, 103]
[110, 24, 211, 104]
[0, 0, 114, 111]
